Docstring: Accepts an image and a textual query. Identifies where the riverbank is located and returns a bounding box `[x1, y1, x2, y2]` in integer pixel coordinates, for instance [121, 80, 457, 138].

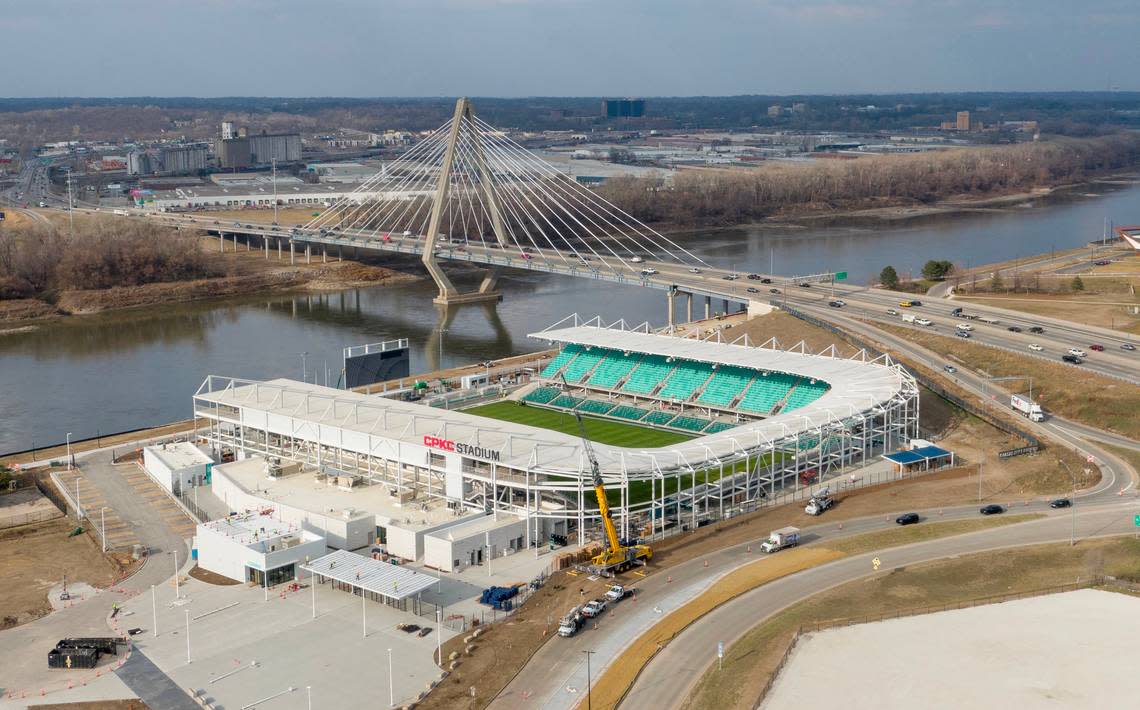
[0, 235, 422, 326]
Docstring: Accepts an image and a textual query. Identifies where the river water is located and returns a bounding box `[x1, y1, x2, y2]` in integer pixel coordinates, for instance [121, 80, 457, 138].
[3, 181, 1139, 454]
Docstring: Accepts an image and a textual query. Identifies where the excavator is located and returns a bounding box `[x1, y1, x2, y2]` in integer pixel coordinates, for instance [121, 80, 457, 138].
[561, 377, 652, 574]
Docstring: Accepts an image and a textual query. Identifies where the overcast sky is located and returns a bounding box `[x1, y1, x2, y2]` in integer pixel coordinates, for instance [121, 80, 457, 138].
[2, 0, 1136, 97]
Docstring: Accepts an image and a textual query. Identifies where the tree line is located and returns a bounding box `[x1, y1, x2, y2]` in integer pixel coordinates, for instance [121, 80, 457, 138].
[597, 134, 1140, 227]
[0, 219, 220, 299]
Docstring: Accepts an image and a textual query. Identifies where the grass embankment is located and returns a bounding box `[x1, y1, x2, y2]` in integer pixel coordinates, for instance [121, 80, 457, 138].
[684, 535, 1140, 710]
[585, 514, 1038, 710]
[877, 323, 1140, 440]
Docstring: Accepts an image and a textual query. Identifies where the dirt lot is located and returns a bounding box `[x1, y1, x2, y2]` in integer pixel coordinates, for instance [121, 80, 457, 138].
[0, 518, 128, 629]
[684, 536, 1140, 710]
[29, 702, 150, 710]
[877, 322, 1140, 440]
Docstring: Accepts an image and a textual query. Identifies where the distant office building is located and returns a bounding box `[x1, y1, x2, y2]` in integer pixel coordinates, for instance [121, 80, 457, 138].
[127, 151, 153, 176]
[601, 98, 645, 118]
[791, 102, 807, 114]
[160, 145, 208, 175]
[955, 111, 970, 131]
[221, 121, 236, 140]
[768, 105, 783, 118]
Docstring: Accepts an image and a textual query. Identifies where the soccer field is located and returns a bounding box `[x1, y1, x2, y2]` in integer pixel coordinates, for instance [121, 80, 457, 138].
[462, 401, 693, 448]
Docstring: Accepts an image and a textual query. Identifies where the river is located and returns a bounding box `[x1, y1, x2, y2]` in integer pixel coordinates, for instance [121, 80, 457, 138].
[3, 181, 1138, 454]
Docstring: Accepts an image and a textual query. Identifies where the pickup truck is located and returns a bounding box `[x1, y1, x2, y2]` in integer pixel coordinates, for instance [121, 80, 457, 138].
[760, 526, 801, 553]
[558, 607, 587, 637]
[605, 584, 634, 603]
[582, 598, 607, 618]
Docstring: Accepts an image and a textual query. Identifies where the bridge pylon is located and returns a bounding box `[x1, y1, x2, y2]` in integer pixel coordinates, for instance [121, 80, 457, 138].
[423, 98, 505, 306]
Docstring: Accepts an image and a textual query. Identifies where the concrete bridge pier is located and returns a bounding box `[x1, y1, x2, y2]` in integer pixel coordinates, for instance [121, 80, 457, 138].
[685, 292, 693, 322]
[322, 245, 327, 263]
[338, 245, 343, 261]
[289, 239, 295, 265]
[704, 296, 711, 319]
[232, 234, 238, 251]
[264, 236, 269, 259]
[305, 244, 311, 265]
[666, 289, 676, 329]
[246, 236, 251, 251]
[219, 233, 225, 253]
[277, 238, 282, 260]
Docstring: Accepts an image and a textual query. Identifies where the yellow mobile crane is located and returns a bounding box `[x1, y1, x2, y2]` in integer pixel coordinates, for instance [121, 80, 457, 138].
[561, 384, 652, 573]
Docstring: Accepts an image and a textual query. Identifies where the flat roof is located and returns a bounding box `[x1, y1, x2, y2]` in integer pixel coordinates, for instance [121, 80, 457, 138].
[145, 441, 212, 470]
[884, 445, 952, 465]
[198, 513, 315, 550]
[302, 549, 437, 601]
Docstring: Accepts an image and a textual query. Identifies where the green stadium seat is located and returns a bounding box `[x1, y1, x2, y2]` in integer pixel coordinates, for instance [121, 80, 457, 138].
[586, 351, 641, 389]
[539, 344, 582, 379]
[522, 386, 561, 404]
[738, 372, 798, 414]
[576, 399, 616, 416]
[561, 347, 606, 383]
[658, 360, 712, 400]
[609, 405, 649, 421]
[696, 366, 754, 407]
[550, 395, 582, 409]
[621, 355, 674, 395]
[703, 421, 738, 434]
[669, 415, 710, 433]
[782, 379, 830, 412]
[642, 410, 676, 426]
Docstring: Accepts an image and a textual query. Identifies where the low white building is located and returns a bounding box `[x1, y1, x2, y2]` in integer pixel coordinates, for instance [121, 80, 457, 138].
[424, 514, 529, 573]
[195, 513, 326, 587]
[143, 442, 213, 495]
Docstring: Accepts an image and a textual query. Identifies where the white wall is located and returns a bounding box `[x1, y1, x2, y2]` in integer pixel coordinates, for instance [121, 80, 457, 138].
[143, 446, 209, 495]
[210, 465, 374, 550]
[195, 524, 325, 584]
[423, 517, 528, 573]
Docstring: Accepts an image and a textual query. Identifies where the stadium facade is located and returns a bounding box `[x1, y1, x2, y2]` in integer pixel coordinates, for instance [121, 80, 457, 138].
[193, 321, 918, 551]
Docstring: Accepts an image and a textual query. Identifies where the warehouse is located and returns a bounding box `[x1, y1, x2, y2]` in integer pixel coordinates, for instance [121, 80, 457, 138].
[142, 441, 213, 495]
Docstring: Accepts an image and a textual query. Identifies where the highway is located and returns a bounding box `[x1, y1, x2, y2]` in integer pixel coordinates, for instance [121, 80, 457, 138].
[623, 506, 1140, 710]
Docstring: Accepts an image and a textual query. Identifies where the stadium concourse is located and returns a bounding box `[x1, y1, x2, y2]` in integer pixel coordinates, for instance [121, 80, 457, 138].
[192, 317, 918, 561]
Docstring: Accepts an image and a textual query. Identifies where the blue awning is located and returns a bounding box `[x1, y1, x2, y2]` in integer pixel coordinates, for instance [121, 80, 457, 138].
[883, 445, 952, 466]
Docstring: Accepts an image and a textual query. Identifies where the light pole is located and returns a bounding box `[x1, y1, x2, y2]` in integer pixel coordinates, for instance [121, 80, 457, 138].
[301, 352, 308, 382]
[151, 584, 157, 637]
[1058, 458, 1078, 546]
[74, 473, 82, 518]
[582, 650, 595, 710]
[172, 550, 180, 599]
[100, 507, 108, 552]
[306, 685, 312, 710]
[436, 609, 443, 667]
[185, 608, 191, 664]
[66, 432, 73, 471]
[388, 647, 394, 708]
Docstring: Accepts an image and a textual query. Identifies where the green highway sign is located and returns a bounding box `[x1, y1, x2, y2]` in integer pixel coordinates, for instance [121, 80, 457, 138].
[1135, 514, 1140, 527]
[835, 271, 848, 281]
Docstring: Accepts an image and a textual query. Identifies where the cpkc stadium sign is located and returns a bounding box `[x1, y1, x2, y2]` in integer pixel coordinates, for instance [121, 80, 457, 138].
[423, 435, 502, 462]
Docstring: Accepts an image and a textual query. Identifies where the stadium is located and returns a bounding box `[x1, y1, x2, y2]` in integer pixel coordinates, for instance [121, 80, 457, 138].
[192, 318, 919, 558]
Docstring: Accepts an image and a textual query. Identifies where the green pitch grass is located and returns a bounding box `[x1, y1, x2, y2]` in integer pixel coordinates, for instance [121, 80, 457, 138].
[462, 401, 693, 448]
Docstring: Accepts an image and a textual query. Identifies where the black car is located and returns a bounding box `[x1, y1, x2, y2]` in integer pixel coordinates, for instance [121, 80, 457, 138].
[910, 300, 923, 307]
[1050, 498, 1072, 509]
[769, 288, 781, 294]
[747, 273, 760, 280]
[1007, 326, 1022, 333]
[895, 512, 920, 526]
[1028, 326, 1045, 334]
[980, 504, 1005, 515]
[760, 277, 772, 284]
[798, 282, 811, 288]
[1062, 354, 1082, 364]
[828, 301, 843, 308]
[950, 307, 963, 316]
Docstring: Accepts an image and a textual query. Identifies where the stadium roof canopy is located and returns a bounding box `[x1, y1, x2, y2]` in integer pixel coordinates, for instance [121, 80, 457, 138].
[301, 549, 437, 601]
[194, 325, 914, 476]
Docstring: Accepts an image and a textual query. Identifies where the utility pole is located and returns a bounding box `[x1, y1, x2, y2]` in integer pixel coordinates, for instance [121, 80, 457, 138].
[66, 170, 74, 238]
[272, 159, 279, 225]
[582, 650, 595, 710]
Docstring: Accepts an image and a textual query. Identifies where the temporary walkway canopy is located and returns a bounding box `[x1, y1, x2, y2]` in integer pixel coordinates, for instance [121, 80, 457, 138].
[883, 445, 954, 470]
[301, 549, 436, 602]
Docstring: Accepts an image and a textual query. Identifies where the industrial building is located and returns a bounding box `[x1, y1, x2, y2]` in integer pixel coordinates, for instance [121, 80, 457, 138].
[216, 132, 302, 169]
[159, 144, 208, 175]
[192, 321, 918, 559]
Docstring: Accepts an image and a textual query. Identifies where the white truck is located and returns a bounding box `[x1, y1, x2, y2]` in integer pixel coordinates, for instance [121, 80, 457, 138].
[558, 607, 586, 637]
[760, 526, 801, 553]
[1011, 394, 1045, 422]
[805, 491, 835, 516]
[902, 313, 917, 323]
[605, 584, 633, 603]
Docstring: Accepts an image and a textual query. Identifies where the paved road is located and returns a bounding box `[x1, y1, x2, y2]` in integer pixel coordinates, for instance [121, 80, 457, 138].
[625, 505, 1139, 709]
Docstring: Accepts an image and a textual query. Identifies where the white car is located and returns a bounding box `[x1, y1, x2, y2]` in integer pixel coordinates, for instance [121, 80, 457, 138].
[886, 308, 899, 316]
[1028, 343, 1044, 352]
[689, 267, 701, 273]
[1068, 348, 1087, 358]
[631, 256, 644, 263]
[833, 299, 846, 307]
[915, 318, 933, 327]
[956, 324, 974, 332]
[641, 268, 658, 276]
